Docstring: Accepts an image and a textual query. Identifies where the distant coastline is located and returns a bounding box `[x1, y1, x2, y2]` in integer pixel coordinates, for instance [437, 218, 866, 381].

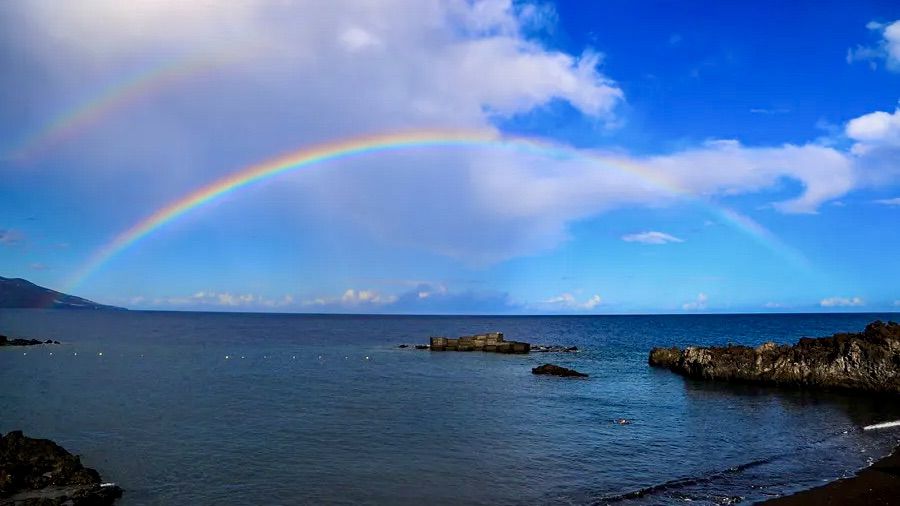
[0, 276, 124, 310]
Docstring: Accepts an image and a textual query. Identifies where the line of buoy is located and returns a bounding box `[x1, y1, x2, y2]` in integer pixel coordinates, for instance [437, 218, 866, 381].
[863, 420, 900, 431]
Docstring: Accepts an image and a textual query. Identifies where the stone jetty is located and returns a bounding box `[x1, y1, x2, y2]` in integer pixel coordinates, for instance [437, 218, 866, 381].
[430, 332, 531, 354]
[649, 320, 900, 394]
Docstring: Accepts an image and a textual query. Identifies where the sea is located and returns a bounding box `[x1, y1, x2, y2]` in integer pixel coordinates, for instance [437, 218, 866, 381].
[2, 309, 899, 505]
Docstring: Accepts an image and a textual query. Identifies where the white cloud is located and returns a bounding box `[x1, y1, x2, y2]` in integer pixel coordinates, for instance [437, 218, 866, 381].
[846, 107, 900, 153]
[763, 302, 784, 309]
[621, 231, 684, 244]
[682, 292, 708, 311]
[875, 197, 900, 206]
[3, 1, 899, 267]
[894, 300, 900, 307]
[543, 292, 602, 310]
[848, 20, 900, 71]
[820, 296, 865, 307]
[302, 288, 397, 309]
[146, 291, 294, 309]
[0, 229, 24, 246]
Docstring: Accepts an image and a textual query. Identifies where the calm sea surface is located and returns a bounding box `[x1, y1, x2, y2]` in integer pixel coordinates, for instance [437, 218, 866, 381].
[2, 310, 899, 505]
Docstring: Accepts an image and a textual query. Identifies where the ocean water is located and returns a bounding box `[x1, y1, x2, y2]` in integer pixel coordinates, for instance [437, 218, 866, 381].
[2, 310, 899, 505]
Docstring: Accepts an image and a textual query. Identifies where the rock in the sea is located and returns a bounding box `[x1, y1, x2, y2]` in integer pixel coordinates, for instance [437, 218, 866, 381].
[648, 320, 900, 394]
[531, 363, 588, 378]
[0, 430, 123, 505]
[414, 344, 429, 350]
[397, 344, 409, 348]
[532, 345, 579, 353]
[0, 335, 58, 347]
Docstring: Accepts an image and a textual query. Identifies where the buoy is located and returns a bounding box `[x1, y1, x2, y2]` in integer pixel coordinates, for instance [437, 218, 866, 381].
[225, 355, 230, 359]
[98, 352, 103, 356]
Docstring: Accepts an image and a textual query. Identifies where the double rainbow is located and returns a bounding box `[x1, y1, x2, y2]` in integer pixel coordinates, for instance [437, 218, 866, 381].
[65, 129, 808, 290]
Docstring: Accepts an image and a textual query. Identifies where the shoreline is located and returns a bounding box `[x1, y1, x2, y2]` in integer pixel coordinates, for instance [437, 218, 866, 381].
[760, 444, 900, 505]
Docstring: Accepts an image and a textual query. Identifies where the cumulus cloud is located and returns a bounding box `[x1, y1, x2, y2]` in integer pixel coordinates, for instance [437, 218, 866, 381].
[1, 1, 898, 268]
[143, 291, 295, 310]
[846, 107, 900, 153]
[682, 293, 708, 311]
[847, 20, 900, 71]
[621, 231, 684, 244]
[820, 296, 865, 307]
[542, 293, 602, 311]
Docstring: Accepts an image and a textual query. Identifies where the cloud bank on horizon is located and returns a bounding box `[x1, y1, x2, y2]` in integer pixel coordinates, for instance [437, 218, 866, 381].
[1, 0, 899, 313]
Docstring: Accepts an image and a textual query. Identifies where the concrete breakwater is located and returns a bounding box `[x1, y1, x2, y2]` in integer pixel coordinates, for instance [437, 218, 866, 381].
[430, 332, 531, 354]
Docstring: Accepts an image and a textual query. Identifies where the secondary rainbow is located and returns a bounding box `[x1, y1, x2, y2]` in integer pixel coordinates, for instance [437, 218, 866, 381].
[66, 129, 808, 290]
[9, 52, 240, 161]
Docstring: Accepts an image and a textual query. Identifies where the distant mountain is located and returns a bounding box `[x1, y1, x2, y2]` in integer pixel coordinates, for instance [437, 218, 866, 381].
[0, 276, 124, 310]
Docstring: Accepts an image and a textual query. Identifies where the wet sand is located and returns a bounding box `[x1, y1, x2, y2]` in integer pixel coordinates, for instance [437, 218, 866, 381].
[760, 444, 900, 505]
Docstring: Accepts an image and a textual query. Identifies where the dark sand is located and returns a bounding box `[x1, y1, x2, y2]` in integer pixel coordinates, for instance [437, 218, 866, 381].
[760, 444, 900, 505]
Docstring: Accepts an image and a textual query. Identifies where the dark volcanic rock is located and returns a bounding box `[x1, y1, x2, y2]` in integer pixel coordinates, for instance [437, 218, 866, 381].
[397, 344, 409, 348]
[414, 345, 429, 350]
[649, 320, 900, 394]
[0, 431, 123, 505]
[531, 363, 588, 378]
[532, 345, 579, 353]
[0, 336, 51, 347]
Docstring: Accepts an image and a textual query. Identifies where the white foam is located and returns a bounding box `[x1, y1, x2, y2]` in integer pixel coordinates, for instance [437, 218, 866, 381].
[863, 420, 900, 431]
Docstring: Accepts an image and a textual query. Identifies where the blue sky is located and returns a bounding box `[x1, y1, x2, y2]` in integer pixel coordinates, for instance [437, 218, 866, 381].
[1, 0, 899, 314]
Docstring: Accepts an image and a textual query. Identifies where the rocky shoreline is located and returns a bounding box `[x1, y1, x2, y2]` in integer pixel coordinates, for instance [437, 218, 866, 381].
[649, 320, 900, 394]
[0, 431, 122, 505]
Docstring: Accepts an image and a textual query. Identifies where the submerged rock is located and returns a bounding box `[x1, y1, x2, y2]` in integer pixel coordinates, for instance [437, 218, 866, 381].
[531, 363, 588, 378]
[0, 430, 123, 505]
[649, 320, 900, 394]
[532, 345, 579, 353]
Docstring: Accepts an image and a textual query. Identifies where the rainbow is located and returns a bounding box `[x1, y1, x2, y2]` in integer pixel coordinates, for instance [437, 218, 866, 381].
[8, 52, 241, 161]
[65, 129, 809, 290]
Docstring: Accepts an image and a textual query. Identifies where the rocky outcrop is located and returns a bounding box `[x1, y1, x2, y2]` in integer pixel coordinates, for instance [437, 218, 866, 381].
[531, 363, 588, 378]
[0, 431, 123, 505]
[0, 336, 60, 347]
[649, 320, 900, 394]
